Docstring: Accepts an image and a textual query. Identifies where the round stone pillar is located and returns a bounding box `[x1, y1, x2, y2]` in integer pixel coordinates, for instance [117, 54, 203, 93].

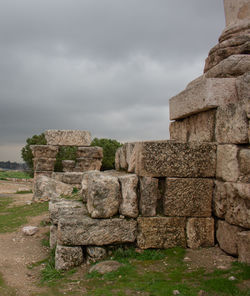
[224, 0, 250, 27]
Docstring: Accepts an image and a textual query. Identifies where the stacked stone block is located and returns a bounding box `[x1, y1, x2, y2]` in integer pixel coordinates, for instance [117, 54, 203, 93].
[169, 78, 249, 261]
[75, 146, 103, 172]
[167, 1, 250, 264]
[31, 145, 59, 179]
[32, 130, 103, 200]
[52, 142, 216, 270]
[115, 141, 216, 250]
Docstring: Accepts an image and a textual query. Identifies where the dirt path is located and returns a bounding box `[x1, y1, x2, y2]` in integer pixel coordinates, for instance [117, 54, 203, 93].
[0, 180, 50, 296]
[0, 180, 32, 194]
[0, 213, 50, 296]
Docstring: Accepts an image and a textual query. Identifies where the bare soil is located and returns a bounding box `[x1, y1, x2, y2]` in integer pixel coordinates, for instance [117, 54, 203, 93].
[0, 180, 49, 296]
[0, 179, 32, 194]
[0, 213, 50, 296]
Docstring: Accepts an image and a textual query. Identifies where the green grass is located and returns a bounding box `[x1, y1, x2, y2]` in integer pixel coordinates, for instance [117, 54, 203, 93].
[0, 196, 48, 233]
[0, 170, 31, 179]
[41, 231, 50, 247]
[82, 247, 250, 296]
[40, 249, 64, 284]
[30, 246, 250, 296]
[59, 192, 82, 201]
[15, 190, 33, 194]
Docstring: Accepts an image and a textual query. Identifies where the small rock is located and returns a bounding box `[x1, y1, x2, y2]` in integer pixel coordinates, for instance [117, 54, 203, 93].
[184, 256, 191, 262]
[89, 260, 122, 275]
[198, 290, 206, 296]
[22, 226, 39, 236]
[135, 248, 143, 254]
[217, 265, 228, 270]
[173, 290, 180, 295]
[228, 276, 236, 281]
[25, 201, 32, 205]
[197, 290, 207, 296]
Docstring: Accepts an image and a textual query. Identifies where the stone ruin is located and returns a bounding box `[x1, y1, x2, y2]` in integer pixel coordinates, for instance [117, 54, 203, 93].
[31, 130, 103, 201]
[31, 0, 250, 270]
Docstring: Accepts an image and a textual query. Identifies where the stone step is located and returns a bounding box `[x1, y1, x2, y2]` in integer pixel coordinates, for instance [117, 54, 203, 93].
[169, 78, 237, 120]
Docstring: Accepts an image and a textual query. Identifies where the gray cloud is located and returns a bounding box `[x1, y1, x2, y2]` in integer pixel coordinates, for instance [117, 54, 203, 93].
[0, 0, 225, 161]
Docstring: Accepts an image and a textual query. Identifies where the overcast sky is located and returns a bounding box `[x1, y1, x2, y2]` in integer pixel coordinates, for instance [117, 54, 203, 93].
[0, 0, 225, 162]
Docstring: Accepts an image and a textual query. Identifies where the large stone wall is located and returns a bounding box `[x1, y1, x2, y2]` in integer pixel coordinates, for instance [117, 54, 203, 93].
[50, 167, 215, 270]
[166, 0, 250, 264]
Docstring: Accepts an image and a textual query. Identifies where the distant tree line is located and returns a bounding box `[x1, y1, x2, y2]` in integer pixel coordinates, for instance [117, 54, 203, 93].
[0, 161, 27, 171]
[21, 133, 122, 175]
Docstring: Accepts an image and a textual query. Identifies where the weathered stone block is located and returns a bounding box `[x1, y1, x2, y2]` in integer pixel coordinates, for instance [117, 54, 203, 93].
[33, 158, 56, 172]
[115, 143, 136, 172]
[115, 145, 127, 171]
[169, 109, 216, 142]
[239, 148, 250, 182]
[86, 172, 121, 218]
[50, 225, 58, 249]
[49, 199, 87, 224]
[86, 247, 107, 264]
[186, 218, 214, 249]
[75, 158, 102, 172]
[135, 141, 217, 178]
[205, 55, 250, 78]
[33, 175, 74, 201]
[137, 217, 186, 249]
[34, 171, 53, 179]
[61, 172, 84, 185]
[169, 78, 237, 120]
[164, 178, 213, 217]
[62, 160, 75, 172]
[76, 146, 103, 159]
[58, 217, 137, 246]
[119, 174, 139, 218]
[237, 231, 250, 264]
[225, 182, 250, 229]
[51, 172, 64, 182]
[213, 181, 228, 219]
[31, 145, 59, 158]
[55, 245, 84, 270]
[236, 71, 250, 105]
[215, 102, 249, 144]
[139, 177, 159, 216]
[216, 145, 239, 182]
[217, 220, 244, 256]
[45, 130, 91, 146]
[213, 181, 250, 228]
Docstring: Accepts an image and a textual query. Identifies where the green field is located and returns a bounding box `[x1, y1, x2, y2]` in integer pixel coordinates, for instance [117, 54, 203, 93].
[0, 170, 31, 180]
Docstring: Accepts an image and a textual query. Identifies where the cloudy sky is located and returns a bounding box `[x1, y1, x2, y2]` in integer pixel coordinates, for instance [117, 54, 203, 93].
[0, 0, 225, 162]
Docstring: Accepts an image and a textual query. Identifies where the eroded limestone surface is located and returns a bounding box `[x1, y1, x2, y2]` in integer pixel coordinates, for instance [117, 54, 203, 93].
[45, 130, 91, 146]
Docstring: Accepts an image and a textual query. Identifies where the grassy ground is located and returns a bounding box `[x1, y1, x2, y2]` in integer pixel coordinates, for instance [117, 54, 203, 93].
[0, 170, 31, 180]
[0, 193, 249, 296]
[30, 245, 250, 296]
[0, 196, 48, 233]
